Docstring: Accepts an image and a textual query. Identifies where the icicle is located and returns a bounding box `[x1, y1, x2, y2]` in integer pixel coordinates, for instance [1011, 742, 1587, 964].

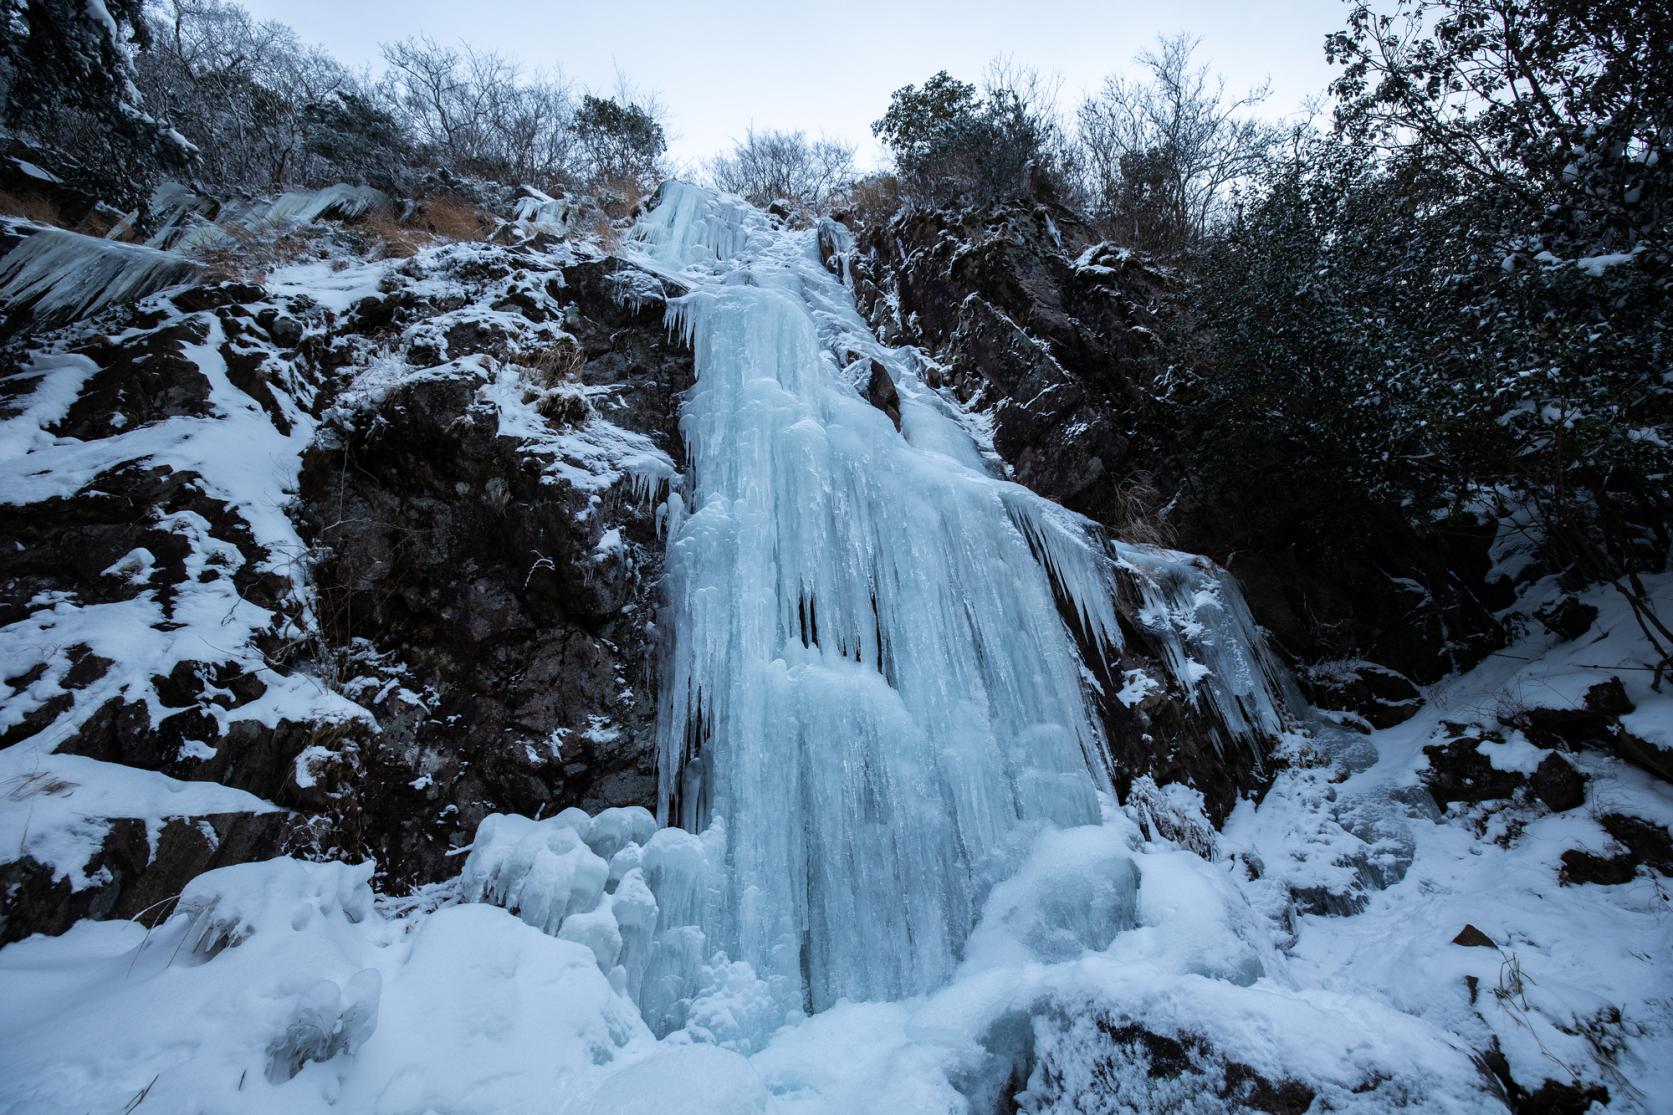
[625, 183, 1117, 1034]
[0, 228, 198, 323]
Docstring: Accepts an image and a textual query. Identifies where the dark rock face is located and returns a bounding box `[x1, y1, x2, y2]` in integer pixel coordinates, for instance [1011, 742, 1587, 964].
[852, 197, 1512, 814]
[1303, 661, 1424, 730]
[294, 265, 693, 885]
[0, 224, 694, 937]
[865, 359, 901, 431]
[854, 205, 1148, 522]
[1512, 678, 1671, 784]
[1559, 849, 1637, 886]
[1534, 596, 1598, 642]
[1024, 1015, 1328, 1114]
[1480, 1042, 1609, 1115]
[0, 811, 297, 945]
[1530, 753, 1586, 812]
[1453, 923, 1498, 948]
[1559, 813, 1672, 886]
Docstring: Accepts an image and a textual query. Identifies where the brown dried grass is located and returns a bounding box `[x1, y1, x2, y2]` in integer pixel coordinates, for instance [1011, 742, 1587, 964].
[419, 195, 490, 241]
[0, 189, 66, 228]
[360, 211, 430, 259]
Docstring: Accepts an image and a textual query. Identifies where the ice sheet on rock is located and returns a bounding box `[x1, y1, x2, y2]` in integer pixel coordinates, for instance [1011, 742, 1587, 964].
[1113, 542, 1300, 748]
[614, 183, 1306, 1042]
[0, 227, 198, 323]
[161, 184, 389, 256]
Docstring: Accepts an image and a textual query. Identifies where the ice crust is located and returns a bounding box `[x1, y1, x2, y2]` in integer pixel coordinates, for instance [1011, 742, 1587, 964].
[629, 183, 1138, 1025]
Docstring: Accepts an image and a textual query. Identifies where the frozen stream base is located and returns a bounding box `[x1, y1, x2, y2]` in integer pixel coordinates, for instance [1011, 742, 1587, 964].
[0, 796, 1499, 1114]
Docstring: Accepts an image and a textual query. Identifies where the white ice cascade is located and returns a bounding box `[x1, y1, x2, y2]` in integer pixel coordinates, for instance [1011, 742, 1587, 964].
[623, 183, 1139, 1028]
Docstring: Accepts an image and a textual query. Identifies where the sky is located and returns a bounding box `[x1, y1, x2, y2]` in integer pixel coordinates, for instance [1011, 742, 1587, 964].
[239, 0, 1348, 168]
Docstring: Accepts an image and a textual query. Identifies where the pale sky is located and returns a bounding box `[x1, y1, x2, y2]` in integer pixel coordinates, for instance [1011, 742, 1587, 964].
[239, 0, 1348, 168]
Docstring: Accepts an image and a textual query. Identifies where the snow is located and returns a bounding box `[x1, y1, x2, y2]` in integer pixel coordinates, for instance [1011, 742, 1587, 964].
[1226, 572, 1673, 1107]
[2, 181, 1665, 1113]
[628, 181, 1165, 1028]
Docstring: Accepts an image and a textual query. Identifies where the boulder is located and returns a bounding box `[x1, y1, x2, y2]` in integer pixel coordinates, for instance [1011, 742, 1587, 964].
[1421, 738, 1526, 808]
[1529, 753, 1586, 812]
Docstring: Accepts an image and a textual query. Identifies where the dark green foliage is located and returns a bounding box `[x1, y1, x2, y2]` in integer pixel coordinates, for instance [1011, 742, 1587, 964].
[0, 0, 186, 203]
[1191, 0, 1672, 666]
[303, 92, 412, 195]
[0, 0, 150, 128]
[572, 94, 666, 190]
[871, 69, 1063, 207]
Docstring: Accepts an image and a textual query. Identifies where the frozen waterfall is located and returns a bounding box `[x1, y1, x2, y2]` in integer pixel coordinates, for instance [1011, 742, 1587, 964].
[627, 183, 1161, 1031]
[464, 183, 1296, 1051]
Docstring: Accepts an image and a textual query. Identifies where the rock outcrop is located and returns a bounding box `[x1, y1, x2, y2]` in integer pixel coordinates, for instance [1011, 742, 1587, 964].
[848, 193, 1513, 811]
[0, 200, 692, 936]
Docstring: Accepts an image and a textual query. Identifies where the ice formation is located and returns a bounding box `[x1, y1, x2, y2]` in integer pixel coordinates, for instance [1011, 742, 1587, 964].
[1, 181, 1612, 1112]
[526, 182, 1289, 1041]
[0, 227, 198, 322]
[1112, 543, 1302, 749]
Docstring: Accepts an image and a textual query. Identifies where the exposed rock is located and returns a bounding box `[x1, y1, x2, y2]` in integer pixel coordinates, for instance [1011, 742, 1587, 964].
[1529, 753, 1586, 812]
[1303, 660, 1424, 729]
[1422, 737, 1526, 808]
[1453, 923, 1497, 948]
[1514, 678, 1670, 783]
[1600, 813, 1673, 875]
[293, 255, 693, 885]
[0, 811, 298, 945]
[1025, 1016, 1324, 1115]
[864, 359, 901, 430]
[1534, 596, 1598, 642]
[1479, 1041, 1609, 1115]
[1554, 815, 1669, 887]
[1560, 849, 1637, 886]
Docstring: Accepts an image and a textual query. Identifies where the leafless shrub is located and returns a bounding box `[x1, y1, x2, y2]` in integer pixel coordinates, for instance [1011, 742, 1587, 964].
[708, 128, 856, 216]
[1077, 34, 1276, 252]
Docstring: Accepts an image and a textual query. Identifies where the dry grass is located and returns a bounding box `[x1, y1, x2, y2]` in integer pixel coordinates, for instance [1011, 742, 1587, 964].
[527, 336, 587, 385]
[844, 173, 904, 229]
[1108, 472, 1178, 548]
[0, 189, 66, 228]
[5, 770, 78, 800]
[184, 217, 318, 283]
[533, 386, 589, 426]
[418, 195, 490, 241]
[359, 211, 431, 259]
[591, 171, 656, 222]
[582, 208, 624, 252]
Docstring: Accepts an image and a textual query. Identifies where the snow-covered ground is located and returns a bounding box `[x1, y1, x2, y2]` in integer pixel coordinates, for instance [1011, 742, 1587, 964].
[1229, 572, 1673, 1110]
[10, 582, 1664, 1112]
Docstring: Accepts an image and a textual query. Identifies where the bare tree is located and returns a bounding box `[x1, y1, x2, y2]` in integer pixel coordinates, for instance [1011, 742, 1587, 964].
[707, 128, 856, 213]
[1077, 34, 1276, 250]
[138, 0, 352, 189]
[380, 36, 575, 186]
